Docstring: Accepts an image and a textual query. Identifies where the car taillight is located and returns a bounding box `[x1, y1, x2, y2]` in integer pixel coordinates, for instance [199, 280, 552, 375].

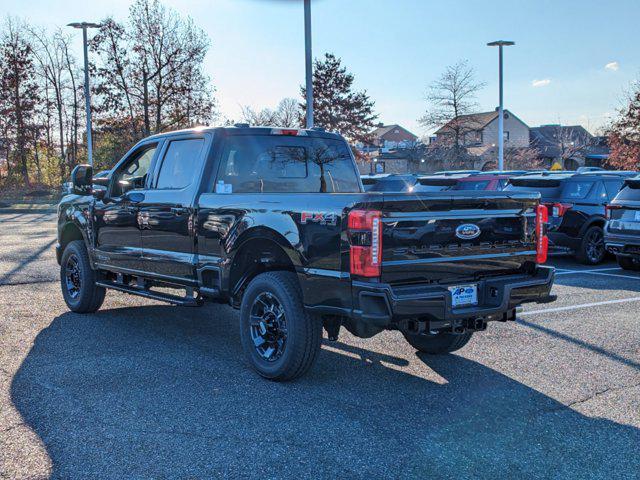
[536, 204, 549, 264]
[348, 210, 382, 277]
[605, 204, 622, 220]
[551, 202, 572, 217]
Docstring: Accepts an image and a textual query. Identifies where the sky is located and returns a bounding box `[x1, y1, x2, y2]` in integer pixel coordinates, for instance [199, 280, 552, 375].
[2, 0, 640, 136]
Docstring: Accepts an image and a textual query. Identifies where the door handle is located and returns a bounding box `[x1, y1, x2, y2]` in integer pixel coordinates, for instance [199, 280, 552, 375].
[171, 206, 187, 215]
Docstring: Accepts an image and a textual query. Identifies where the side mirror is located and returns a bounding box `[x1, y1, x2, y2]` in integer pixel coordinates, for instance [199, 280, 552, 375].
[70, 164, 93, 195]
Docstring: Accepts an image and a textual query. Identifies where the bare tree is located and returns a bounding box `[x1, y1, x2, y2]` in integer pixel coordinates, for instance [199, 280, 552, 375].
[91, 0, 216, 138]
[419, 60, 485, 157]
[240, 104, 277, 126]
[274, 98, 300, 128]
[240, 97, 300, 127]
[30, 27, 81, 178]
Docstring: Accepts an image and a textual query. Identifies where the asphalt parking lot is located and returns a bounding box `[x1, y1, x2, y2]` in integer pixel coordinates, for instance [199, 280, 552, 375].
[1, 212, 639, 479]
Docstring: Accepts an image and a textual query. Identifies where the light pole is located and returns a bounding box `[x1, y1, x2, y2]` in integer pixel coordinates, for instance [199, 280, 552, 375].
[487, 40, 514, 171]
[304, 0, 313, 129]
[68, 22, 102, 167]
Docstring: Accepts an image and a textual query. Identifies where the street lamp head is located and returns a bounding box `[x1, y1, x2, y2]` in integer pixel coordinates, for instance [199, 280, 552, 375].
[487, 40, 515, 47]
[67, 22, 103, 29]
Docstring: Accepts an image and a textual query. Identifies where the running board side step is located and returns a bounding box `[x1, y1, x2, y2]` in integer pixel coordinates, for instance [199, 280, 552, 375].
[95, 281, 202, 306]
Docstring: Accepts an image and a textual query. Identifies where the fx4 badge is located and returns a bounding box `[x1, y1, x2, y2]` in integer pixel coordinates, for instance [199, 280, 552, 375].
[300, 212, 337, 226]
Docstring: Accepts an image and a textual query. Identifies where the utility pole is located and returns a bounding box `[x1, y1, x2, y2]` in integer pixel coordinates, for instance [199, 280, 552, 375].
[68, 22, 102, 167]
[304, 0, 313, 129]
[487, 40, 515, 171]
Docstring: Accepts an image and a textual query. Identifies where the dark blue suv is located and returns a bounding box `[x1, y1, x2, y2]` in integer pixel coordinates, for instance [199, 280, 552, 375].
[506, 171, 636, 264]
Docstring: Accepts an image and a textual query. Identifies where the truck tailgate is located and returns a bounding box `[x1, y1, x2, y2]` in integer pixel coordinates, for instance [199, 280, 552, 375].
[375, 192, 539, 284]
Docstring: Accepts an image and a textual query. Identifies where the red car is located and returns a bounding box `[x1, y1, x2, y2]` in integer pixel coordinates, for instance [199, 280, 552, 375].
[417, 173, 515, 192]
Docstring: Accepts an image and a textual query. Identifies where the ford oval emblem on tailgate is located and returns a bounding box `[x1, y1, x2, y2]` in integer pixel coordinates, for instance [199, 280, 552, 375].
[455, 223, 481, 240]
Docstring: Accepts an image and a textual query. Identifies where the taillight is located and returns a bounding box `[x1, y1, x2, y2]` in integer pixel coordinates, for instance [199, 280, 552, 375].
[605, 204, 622, 220]
[348, 210, 382, 277]
[536, 204, 549, 264]
[551, 202, 572, 217]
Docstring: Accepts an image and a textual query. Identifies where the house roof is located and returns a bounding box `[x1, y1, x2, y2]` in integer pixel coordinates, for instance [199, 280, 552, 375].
[530, 125, 595, 158]
[434, 109, 528, 135]
[370, 124, 418, 140]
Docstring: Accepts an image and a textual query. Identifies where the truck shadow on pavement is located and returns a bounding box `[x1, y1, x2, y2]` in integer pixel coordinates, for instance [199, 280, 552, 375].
[11, 304, 640, 479]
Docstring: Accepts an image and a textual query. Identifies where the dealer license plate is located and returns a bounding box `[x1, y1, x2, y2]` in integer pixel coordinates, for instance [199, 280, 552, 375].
[449, 284, 478, 308]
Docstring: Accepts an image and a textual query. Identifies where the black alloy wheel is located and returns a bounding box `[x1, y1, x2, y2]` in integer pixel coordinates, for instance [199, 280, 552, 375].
[249, 292, 288, 362]
[584, 227, 605, 264]
[64, 253, 82, 299]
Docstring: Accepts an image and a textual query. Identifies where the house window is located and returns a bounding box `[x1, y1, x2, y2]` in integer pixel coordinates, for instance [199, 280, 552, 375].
[504, 131, 510, 141]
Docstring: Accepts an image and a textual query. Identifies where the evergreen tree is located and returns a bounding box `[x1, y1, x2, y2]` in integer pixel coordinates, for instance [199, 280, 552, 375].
[301, 53, 377, 143]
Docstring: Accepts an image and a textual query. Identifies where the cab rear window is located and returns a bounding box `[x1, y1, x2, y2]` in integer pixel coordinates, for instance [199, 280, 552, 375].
[216, 135, 361, 193]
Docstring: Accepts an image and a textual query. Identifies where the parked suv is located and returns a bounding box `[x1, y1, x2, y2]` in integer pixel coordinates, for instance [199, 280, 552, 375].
[506, 171, 636, 264]
[57, 126, 555, 381]
[605, 175, 640, 270]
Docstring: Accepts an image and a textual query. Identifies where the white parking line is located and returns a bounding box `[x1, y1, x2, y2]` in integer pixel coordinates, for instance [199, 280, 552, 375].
[521, 296, 640, 316]
[555, 267, 623, 276]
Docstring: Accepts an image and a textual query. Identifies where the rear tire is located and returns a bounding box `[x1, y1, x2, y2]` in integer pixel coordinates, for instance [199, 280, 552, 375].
[403, 331, 473, 354]
[576, 225, 605, 265]
[239, 271, 322, 381]
[60, 240, 106, 313]
[617, 255, 640, 271]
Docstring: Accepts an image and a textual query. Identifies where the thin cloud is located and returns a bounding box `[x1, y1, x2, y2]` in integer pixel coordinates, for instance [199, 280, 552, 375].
[605, 61, 619, 71]
[532, 79, 551, 87]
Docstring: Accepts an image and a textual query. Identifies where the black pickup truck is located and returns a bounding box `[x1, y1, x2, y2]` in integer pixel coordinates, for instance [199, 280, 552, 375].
[57, 126, 555, 380]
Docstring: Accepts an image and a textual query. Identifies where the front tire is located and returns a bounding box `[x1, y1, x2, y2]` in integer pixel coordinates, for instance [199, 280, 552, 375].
[577, 225, 606, 265]
[403, 331, 473, 354]
[617, 255, 640, 271]
[60, 240, 106, 313]
[239, 271, 322, 381]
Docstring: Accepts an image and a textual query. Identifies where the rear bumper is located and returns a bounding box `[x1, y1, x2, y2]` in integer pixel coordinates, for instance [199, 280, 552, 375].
[605, 232, 640, 258]
[350, 266, 555, 329]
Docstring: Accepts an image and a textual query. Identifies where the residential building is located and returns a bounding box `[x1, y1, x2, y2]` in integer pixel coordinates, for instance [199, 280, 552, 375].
[530, 124, 608, 169]
[434, 108, 530, 149]
[361, 124, 418, 152]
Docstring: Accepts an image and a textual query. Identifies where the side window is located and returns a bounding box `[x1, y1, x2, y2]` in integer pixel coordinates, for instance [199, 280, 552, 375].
[112, 144, 158, 197]
[604, 180, 624, 200]
[155, 138, 205, 190]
